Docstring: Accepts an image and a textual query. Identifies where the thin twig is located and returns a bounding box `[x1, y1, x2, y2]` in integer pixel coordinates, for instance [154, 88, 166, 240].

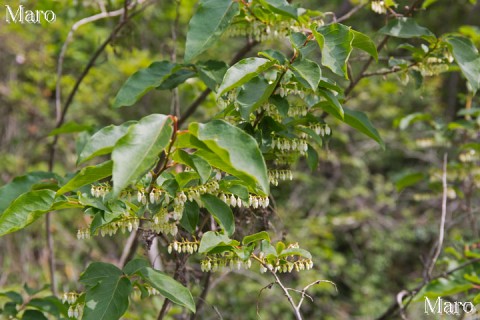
[336, 4, 366, 23]
[426, 153, 448, 279]
[256, 282, 275, 319]
[118, 230, 139, 268]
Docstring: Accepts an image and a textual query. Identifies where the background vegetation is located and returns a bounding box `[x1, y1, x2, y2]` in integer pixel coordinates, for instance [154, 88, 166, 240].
[0, 0, 479, 319]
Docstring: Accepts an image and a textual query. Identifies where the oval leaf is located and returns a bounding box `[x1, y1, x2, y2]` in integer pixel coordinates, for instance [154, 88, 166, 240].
[379, 17, 435, 39]
[198, 231, 235, 253]
[57, 161, 112, 195]
[0, 190, 56, 237]
[189, 120, 269, 194]
[217, 58, 274, 96]
[139, 267, 195, 313]
[201, 194, 234, 236]
[291, 58, 322, 90]
[445, 35, 480, 94]
[313, 23, 353, 78]
[78, 122, 135, 165]
[113, 61, 175, 108]
[185, 0, 239, 62]
[351, 29, 378, 61]
[317, 88, 344, 120]
[343, 108, 385, 149]
[112, 114, 173, 197]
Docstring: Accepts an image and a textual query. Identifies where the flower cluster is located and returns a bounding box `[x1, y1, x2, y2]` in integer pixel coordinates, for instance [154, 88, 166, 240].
[90, 184, 110, 198]
[139, 187, 168, 205]
[225, 19, 292, 42]
[145, 285, 160, 296]
[149, 208, 179, 235]
[287, 105, 309, 117]
[269, 169, 293, 186]
[371, 1, 387, 14]
[248, 195, 270, 209]
[201, 255, 252, 272]
[272, 137, 309, 154]
[298, 124, 331, 138]
[259, 258, 314, 273]
[103, 217, 139, 236]
[67, 305, 83, 319]
[62, 292, 79, 304]
[219, 193, 244, 208]
[168, 239, 199, 254]
[76, 228, 90, 240]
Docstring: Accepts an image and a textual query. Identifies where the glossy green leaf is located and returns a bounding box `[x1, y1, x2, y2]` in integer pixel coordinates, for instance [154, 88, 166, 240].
[157, 66, 196, 90]
[198, 231, 235, 253]
[180, 200, 200, 233]
[217, 58, 275, 96]
[79, 262, 123, 288]
[83, 276, 132, 320]
[343, 108, 385, 149]
[123, 258, 150, 275]
[22, 310, 48, 320]
[0, 172, 58, 213]
[445, 35, 480, 94]
[189, 120, 269, 194]
[139, 267, 195, 312]
[48, 122, 91, 136]
[257, 0, 298, 19]
[185, 0, 239, 62]
[313, 23, 353, 78]
[197, 60, 228, 91]
[113, 61, 175, 108]
[57, 161, 112, 195]
[237, 75, 279, 119]
[112, 114, 173, 197]
[394, 172, 424, 191]
[317, 88, 344, 120]
[78, 122, 134, 165]
[242, 231, 270, 245]
[0, 291, 23, 304]
[379, 17, 435, 39]
[291, 58, 321, 90]
[201, 194, 234, 236]
[0, 190, 56, 237]
[27, 296, 66, 317]
[351, 30, 378, 61]
[278, 247, 312, 259]
[173, 150, 212, 184]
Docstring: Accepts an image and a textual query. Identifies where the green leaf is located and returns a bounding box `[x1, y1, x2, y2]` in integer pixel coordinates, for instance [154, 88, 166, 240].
[351, 30, 378, 61]
[79, 262, 123, 288]
[113, 61, 175, 108]
[243, 231, 270, 246]
[313, 23, 353, 78]
[198, 231, 235, 253]
[0, 291, 23, 304]
[112, 114, 173, 197]
[157, 66, 196, 90]
[201, 194, 234, 236]
[278, 247, 312, 259]
[343, 108, 385, 149]
[189, 120, 269, 194]
[123, 258, 150, 275]
[83, 276, 132, 320]
[197, 60, 228, 91]
[394, 172, 424, 192]
[48, 121, 91, 136]
[291, 59, 321, 90]
[180, 200, 200, 233]
[0, 190, 56, 237]
[445, 35, 480, 94]
[22, 310, 48, 320]
[317, 88, 344, 120]
[139, 267, 195, 312]
[237, 75, 280, 119]
[173, 150, 212, 184]
[57, 161, 112, 195]
[0, 172, 58, 213]
[397, 112, 432, 130]
[379, 17, 435, 39]
[185, 0, 239, 62]
[27, 297, 66, 317]
[306, 145, 319, 171]
[257, 0, 298, 19]
[78, 122, 134, 165]
[217, 58, 274, 96]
